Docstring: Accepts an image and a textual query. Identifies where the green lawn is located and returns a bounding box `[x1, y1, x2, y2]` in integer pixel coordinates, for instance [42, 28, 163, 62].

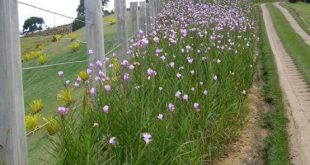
[22, 13, 132, 164]
[259, 5, 289, 164]
[285, 1, 310, 34]
[267, 3, 310, 85]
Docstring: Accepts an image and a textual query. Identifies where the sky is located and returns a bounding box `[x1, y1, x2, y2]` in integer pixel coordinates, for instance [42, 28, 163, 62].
[18, 0, 144, 32]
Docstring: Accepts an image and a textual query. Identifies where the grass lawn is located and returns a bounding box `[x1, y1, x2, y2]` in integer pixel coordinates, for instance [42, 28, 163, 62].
[22, 13, 132, 164]
[284, 1, 310, 34]
[267, 3, 310, 85]
[259, 5, 289, 164]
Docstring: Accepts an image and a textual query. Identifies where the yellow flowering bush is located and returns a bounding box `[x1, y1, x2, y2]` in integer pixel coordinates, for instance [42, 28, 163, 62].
[52, 35, 62, 42]
[25, 114, 41, 132]
[108, 17, 117, 25]
[69, 41, 81, 52]
[30, 99, 44, 114]
[43, 117, 59, 135]
[78, 71, 89, 81]
[57, 87, 74, 107]
[68, 33, 77, 41]
[38, 55, 48, 64]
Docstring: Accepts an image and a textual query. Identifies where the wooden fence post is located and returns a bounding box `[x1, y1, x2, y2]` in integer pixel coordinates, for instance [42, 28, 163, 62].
[85, 0, 105, 73]
[146, 1, 152, 34]
[0, 0, 28, 164]
[139, 1, 147, 33]
[130, 2, 138, 39]
[115, 0, 128, 61]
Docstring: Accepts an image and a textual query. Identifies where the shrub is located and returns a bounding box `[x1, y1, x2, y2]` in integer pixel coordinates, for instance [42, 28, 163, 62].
[25, 114, 41, 132]
[23, 53, 33, 62]
[108, 17, 117, 25]
[52, 35, 62, 42]
[69, 41, 81, 52]
[78, 71, 89, 81]
[43, 117, 59, 135]
[30, 99, 44, 114]
[38, 55, 48, 64]
[68, 33, 77, 41]
[57, 87, 74, 107]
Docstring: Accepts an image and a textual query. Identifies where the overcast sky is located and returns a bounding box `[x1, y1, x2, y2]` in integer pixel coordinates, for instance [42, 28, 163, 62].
[18, 0, 144, 31]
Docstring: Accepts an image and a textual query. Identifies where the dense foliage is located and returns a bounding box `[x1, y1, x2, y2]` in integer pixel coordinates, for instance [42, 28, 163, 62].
[22, 17, 45, 34]
[52, 0, 257, 164]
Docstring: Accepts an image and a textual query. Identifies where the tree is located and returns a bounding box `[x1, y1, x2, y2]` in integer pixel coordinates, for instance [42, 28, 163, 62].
[23, 17, 45, 34]
[72, 0, 109, 31]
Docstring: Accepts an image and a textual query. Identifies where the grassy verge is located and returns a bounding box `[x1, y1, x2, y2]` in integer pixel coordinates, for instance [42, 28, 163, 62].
[258, 5, 290, 164]
[267, 3, 310, 85]
[282, 2, 310, 35]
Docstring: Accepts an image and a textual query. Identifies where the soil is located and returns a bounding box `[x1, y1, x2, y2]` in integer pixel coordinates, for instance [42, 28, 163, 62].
[214, 66, 268, 165]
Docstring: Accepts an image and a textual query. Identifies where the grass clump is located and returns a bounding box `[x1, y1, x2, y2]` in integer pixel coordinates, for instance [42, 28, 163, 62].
[259, 6, 290, 164]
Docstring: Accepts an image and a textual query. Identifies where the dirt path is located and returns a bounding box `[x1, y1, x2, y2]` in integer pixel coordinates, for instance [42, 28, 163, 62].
[214, 69, 267, 165]
[261, 4, 310, 165]
[274, 2, 310, 45]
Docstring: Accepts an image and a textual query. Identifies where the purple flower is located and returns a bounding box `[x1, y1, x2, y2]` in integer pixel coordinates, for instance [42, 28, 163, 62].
[193, 103, 200, 112]
[58, 107, 68, 115]
[176, 73, 182, 79]
[98, 71, 105, 79]
[87, 69, 93, 75]
[142, 133, 152, 144]
[65, 80, 70, 86]
[141, 37, 149, 47]
[175, 91, 181, 98]
[74, 82, 80, 87]
[123, 73, 130, 82]
[109, 137, 116, 145]
[103, 105, 109, 114]
[213, 75, 218, 81]
[89, 63, 95, 69]
[153, 37, 159, 43]
[121, 60, 129, 67]
[204, 90, 208, 95]
[58, 71, 64, 79]
[157, 113, 164, 121]
[180, 29, 187, 37]
[147, 68, 157, 78]
[96, 60, 103, 69]
[183, 94, 189, 102]
[187, 58, 193, 65]
[129, 64, 135, 70]
[90, 87, 96, 96]
[104, 84, 111, 93]
[168, 103, 175, 112]
[88, 49, 94, 56]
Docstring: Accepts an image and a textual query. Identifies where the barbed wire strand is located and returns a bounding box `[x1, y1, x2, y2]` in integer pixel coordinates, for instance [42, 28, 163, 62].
[18, 1, 112, 26]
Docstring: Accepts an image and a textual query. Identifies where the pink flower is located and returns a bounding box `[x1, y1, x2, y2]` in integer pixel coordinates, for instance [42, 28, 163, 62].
[124, 73, 130, 82]
[190, 70, 195, 75]
[104, 84, 111, 93]
[58, 107, 68, 115]
[157, 114, 164, 121]
[90, 87, 96, 96]
[175, 91, 181, 98]
[187, 58, 193, 65]
[213, 75, 218, 81]
[169, 62, 175, 68]
[109, 137, 116, 145]
[98, 71, 105, 79]
[177, 73, 182, 79]
[96, 60, 103, 69]
[65, 80, 70, 86]
[193, 103, 200, 112]
[147, 68, 157, 78]
[183, 94, 189, 101]
[129, 64, 135, 70]
[153, 37, 159, 43]
[93, 123, 99, 128]
[88, 49, 94, 56]
[180, 29, 187, 37]
[142, 133, 152, 144]
[58, 71, 64, 78]
[103, 105, 109, 114]
[168, 103, 175, 112]
[121, 60, 129, 67]
[87, 69, 93, 75]
[204, 90, 208, 95]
